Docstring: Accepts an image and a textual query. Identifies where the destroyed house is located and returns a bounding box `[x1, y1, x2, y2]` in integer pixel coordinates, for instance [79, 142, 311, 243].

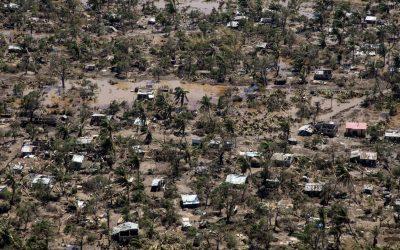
[304, 183, 324, 197]
[111, 222, 139, 243]
[90, 114, 111, 126]
[181, 194, 200, 208]
[345, 122, 367, 137]
[314, 122, 338, 137]
[314, 69, 332, 80]
[350, 150, 377, 166]
[271, 153, 294, 167]
[225, 174, 247, 185]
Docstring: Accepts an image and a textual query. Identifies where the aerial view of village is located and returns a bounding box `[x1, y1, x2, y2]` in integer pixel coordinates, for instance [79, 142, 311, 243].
[1, 0, 400, 249]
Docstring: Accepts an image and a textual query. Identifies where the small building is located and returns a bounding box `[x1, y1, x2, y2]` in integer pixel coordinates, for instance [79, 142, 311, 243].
[71, 154, 84, 169]
[208, 139, 221, 149]
[148, 17, 156, 25]
[225, 174, 247, 185]
[191, 136, 203, 147]
[77, 136, 94, 145]
[133, 117, 148, 128]
[111, 222, 139, 243]
[90, 114, 111, 126]
[21, 144, 34, 157]
[298, 124, 314, 136]
[255, 42, 268, 51]
[227, 21, 239, 28]
[314, 69, 332, 80]
[350, 150, 377, 166]
[274, 77, 287, 85]
[31, 174, 53, 188]
[239, 151, 260, 158]
[365, 16, 377, 24]
[233, 15, 248, 21]
[137, 88, 154, 100]
[271, 153, 294, 167]
[181, 217, 192, 230]
[8, 45, 23, 53]
[363, 184, 373, 194]
[3, 3, 20, 10]
[314, 122, 338, 137]
[84, 64, 96, 71]
[345, 122, 367, 137]
[265, 178, 280, 188]
[65, 245, 81, 250]
[385, 130, 400, 142]
[0, 185, 8, 199]
[181, 194, 200, 208]
[151, 178, 164, 192]
[259, 17, 274, 24]
[12, 163, 24, 173]
[132, 145, 145, 156]
[394, 199, 400, 212]
[304, 183, 324, 197]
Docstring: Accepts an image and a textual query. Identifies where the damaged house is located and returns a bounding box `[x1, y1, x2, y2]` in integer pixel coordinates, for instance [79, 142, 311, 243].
[271, 153, 294, 167]
[111, 222, 139, 243]
[350, 150, 377, 167]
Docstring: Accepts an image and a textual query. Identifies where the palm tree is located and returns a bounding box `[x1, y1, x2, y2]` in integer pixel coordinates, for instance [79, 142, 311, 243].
[200, 95, 212, 119]
[173, 87, 189, 107]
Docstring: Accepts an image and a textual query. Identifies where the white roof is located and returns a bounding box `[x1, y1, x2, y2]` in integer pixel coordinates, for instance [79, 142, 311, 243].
[365, 16, 377, 21]
[181, 194, 200, 205]
[151, 178, 163, 187]
[32, 174, 53, 187]
[112, 222, 139, 235]
[182, 217, 191, 227]
[298, 125, 314, 133]
[225, 174, 247, 185]
[233, 15, 248, 21]
[8, 45, 23, 51]
[134, 118, 147, 126]
[72, 154, 84, 163]
[385, 130, 400, 138]
[77, 137, 93, 144]
[227, 21, 239, 28]
[4, 3, 20, 9]
[239, 151, 260, 158]
[12, 163, 24, 171]
[304, 182, 324, 192]
[21, 145, 33, 153]
[271, 153, 294, 162]
[0, 185, 7, 192]
[350, 150, 377, 160]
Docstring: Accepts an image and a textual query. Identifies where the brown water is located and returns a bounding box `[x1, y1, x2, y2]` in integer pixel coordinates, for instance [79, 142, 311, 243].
[154, 0, 220, 14]
[45, 77, 229, 109]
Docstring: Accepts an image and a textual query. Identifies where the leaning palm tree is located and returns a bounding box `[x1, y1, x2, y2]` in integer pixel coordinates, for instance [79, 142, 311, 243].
[174, 87, 189, 107]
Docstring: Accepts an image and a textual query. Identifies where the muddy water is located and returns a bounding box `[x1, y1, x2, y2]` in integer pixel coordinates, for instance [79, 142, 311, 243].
[45, 77, 229, 109]
[154, 0, 220, 14]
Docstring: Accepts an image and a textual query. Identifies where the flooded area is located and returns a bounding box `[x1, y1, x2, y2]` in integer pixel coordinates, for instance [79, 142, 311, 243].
[154, 0, 220, 14]
[45, 76, 229, 109]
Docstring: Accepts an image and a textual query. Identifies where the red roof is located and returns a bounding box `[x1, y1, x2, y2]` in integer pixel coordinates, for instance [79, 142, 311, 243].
[345, 122, 367, 130]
